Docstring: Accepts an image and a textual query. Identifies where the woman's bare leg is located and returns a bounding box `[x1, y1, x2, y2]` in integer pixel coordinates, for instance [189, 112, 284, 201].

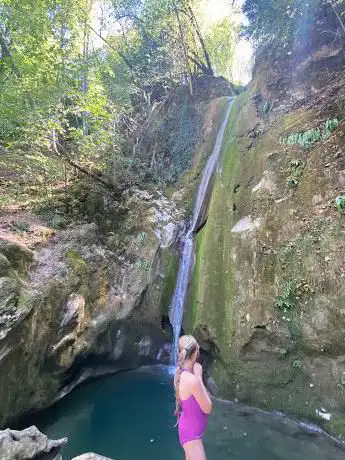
[183, 439, 206, 460]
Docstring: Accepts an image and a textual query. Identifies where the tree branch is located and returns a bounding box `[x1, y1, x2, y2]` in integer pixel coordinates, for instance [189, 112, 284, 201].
[84, 22, 139, 83]
[51, 128, 116, 190]
[328, 0, 345, 35]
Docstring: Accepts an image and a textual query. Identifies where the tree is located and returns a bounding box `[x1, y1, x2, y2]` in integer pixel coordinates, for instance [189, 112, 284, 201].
[243, 0, 345, 51]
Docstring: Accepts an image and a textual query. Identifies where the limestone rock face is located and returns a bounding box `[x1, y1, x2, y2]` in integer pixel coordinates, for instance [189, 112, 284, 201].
[187, 43, 345, 436]
[0, 426, 67, 460]
[0, 204, 179, 427]
[0, 86, 231, 429]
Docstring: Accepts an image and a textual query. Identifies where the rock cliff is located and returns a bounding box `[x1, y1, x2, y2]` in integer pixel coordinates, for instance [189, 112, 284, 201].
[188, 41, 345, 437]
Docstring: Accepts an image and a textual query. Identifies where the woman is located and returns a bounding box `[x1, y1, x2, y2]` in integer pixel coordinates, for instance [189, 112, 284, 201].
[174, 335, 213, 460]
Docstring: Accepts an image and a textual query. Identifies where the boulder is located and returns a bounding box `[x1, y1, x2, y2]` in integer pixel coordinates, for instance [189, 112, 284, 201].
[0, 426, 67, 460]
[72, 455, 113, 460]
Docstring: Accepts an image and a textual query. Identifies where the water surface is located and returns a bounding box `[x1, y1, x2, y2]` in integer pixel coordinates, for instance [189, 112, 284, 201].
[32, 366, 345, 459]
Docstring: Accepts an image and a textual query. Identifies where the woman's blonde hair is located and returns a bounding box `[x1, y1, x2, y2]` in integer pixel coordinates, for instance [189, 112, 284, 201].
[174, 335, 199, 419]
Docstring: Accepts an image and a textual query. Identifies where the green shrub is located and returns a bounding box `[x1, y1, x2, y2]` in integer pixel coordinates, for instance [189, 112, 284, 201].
[276, 281, 297, 310]
[11, 220, 30, 233]
[65, 248, 88, 277]
[324, 118, 339, 136]
[275, 279, 313, 310]
[281, 118, 339, 149]
[49, 214, 67, 229]
[135, 258, 151, 271]
[335, 196, 345, 213]
[282, 128, 321, 148]
[287, 159, 305, 188]
[137, 231, 148, 245]
[292, 359, 302, 369]
[262, 101, 271, 114]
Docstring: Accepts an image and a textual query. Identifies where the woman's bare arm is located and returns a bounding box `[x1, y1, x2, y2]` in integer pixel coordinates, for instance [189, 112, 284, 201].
[190, 364, 212, 414]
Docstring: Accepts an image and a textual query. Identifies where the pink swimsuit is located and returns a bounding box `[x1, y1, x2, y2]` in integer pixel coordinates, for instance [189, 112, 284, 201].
[178, 369, 208, 446]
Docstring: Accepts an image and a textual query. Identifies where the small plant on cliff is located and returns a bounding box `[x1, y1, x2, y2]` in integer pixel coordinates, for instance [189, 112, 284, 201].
[135, 258, 151, 271]
[282, 129, 321, 149]
[281, 119, 339, 149]
[292, 359, 302, 369]
[11, 220, 30, 233]
[137, 231, 148, 246]
[262, 101, 271, 114]
[276, 281, 297, 310]
[65, 249, 88, 277]
[276, 279, 313, 310]
[324, 118, 339, 137]
[287, 159, 305, 188]
[335, 195, 345, 213]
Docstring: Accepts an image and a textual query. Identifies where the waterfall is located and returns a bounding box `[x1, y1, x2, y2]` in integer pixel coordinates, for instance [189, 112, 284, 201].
[170, 98, 234, 362]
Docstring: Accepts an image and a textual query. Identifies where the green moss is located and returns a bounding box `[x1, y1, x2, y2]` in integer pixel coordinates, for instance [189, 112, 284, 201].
[186, 94, 245, 351]
[159, 248, 179, 317]
[326, 417, 345, 440]
[167, 97, 230, 215]
[0, 254, 11, 277]
[65, 248, 88, 279]
[16, 290, 35, 313]
[0, 241, 33, 274]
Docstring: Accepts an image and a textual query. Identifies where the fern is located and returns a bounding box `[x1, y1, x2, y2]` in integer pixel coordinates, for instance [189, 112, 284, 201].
[281, 118, 339, 149]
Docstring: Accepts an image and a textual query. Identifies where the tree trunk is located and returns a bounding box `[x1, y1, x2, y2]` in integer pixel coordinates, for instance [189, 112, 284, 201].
[173, 2, 193, 95]
[329, 0, 345, 35]
[185, 5, 213, 75]
[0, 30, 35, 107]
[82, 1, 93, 136]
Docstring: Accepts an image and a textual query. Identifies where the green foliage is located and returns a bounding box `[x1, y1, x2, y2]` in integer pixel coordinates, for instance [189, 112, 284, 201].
[137, 232, 148, 245]
[146, 100, 203, 186]
[262, 101, 271, 114]
[135, 258, 151, 271]
[292, 359, 302, 369]
[275, 279, 313, 310]
[287, 159, 305, 188]
[49, 214, 68, 230]
[335, 196, 345, 213]
[0, 0, 239, 200]
[11, 221, 30, 233]
[65, 248, 88, 277]
[282, 128, 322, 148]
[324, 118, 340, 137]
[205, 16, 238, 80]
[243, 0, 345, 51]
[282, 119, 339, 149]
[276, 281, 297, 310]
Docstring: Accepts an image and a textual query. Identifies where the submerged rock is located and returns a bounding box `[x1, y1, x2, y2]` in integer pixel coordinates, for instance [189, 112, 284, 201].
[72, 455, 113, 460]
[0, 426, 67, 460]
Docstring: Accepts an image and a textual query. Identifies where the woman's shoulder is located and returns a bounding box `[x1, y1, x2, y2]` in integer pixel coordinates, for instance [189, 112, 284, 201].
[180, 370, 198, 387]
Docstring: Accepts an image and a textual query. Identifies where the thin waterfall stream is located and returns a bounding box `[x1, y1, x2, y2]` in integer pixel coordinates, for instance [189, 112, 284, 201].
[170, 99, 234, 359]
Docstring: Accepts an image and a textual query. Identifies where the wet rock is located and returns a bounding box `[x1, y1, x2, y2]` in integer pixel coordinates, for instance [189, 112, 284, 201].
[72, 454, 113, 460]
[186, 40, 345, 438]
[0, 240, 33, 274]
[252, 170, 277, 196]
[59, 293, 85, 332]
[231, 216, 263, 233]
[160, 222, 178, 248]
[0, 254, 11, 277]
[0, 277, 19, 314]
[0, 426, 67, 460]
[0, 226, 176, 427]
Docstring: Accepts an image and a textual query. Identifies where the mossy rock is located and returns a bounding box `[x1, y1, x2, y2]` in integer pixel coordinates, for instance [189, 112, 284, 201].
[0, 241, 33, 274]
[0, 254, 11, 277]
[159, 248, 179, 317]
[65, 249, 89, 279]
[0, 277, 20, 313]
